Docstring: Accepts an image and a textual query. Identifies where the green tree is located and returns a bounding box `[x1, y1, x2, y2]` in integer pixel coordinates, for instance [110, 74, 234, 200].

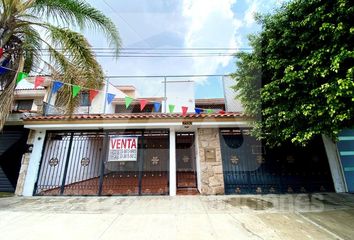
[0, 0, 121, 129]
[232, 0, 354, 146]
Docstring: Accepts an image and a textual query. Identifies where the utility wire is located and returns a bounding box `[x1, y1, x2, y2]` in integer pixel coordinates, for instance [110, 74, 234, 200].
[102, 0, 154, 49]
[39, 47, 253, 50]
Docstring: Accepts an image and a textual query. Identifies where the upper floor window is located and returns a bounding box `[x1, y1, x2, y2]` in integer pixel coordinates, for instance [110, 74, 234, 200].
[80, 92, 90, 106]
[13, 100, 33, 112]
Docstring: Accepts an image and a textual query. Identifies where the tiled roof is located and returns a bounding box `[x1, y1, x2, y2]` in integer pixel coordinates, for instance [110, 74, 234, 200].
[23, 112, 243, 121]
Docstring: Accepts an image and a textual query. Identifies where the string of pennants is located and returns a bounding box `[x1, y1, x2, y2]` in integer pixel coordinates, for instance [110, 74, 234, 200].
[0, 59, 226, 115]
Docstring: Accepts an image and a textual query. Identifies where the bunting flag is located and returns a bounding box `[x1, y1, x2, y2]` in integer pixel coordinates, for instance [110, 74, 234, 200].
[139, 99, 148, 111]
[0, 59, 9, 75]
[52, 81, 64, 93]
[182, 106, 188, 116]
[195, 108, 203, 114]
[125, 96, 133, 108]
[153, 102, 161, 112]
[107, 93, 115, 104]
[72, 85, 81, 97]
[0, 67, 8, 74]
[0, 48, 3, 58]
[168, 104, 175, 113]
[4, 71, 225, 112]
[16, 72, 28, 83]
[89, 90, 99, 103]
[34, 76, 45, 88]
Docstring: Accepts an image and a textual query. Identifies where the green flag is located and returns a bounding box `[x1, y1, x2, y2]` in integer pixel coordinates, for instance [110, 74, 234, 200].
[72, 85, 81, 97]
[125, 96, 134, 108]
[206, 109, 213, 114]
[168, 104, 175, 113]
[16, 72, 28, 83]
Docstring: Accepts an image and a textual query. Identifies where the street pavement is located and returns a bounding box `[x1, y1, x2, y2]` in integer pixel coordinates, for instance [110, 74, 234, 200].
[0, 193, 353, 240]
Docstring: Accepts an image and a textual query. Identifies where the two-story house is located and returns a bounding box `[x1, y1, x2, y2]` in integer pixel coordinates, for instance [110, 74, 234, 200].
[10, 76, 350, 196]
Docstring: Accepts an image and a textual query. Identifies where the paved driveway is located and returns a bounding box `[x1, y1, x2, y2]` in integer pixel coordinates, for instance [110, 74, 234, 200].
[0, 193, 353, 240]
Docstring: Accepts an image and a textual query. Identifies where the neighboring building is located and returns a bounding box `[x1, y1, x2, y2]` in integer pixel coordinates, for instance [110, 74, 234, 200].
[9, 77, 351, 196]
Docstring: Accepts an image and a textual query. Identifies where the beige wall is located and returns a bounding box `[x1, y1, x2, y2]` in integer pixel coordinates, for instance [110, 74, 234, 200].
[197, 128, 225, 195]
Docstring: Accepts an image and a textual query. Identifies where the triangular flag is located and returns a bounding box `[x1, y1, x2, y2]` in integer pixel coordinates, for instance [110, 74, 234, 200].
[16, 72, 28, 83]
[107, 93, 115, 104]
[195, 108, 203, 114]
[0, 67, 8, 75]
[52, 81, 64, 93]
[89, 90, 99, 103]
[219, 110, 226, 114]
[153, 102, 161, 112]
[139, 99, 148, 111]
[206, 109, 213, 114]
[125, 96, 133, 108]
[72, 85, 81, 97]
[0, 48, 3, 58]
[0, 59, 10, 75]
[168, 104, 175, 113]
[182, 106, 188, 116]
[34, 76, 45, 88]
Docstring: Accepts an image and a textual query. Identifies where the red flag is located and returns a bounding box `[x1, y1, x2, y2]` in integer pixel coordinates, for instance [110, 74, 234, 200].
[182, 106, 188, 116]
[0, 48, 3, 58]
[139, 99, 148, 111]
[219, 110, 226, 114]
[89, 90, 99, 103]
[34, 76, 45, 88]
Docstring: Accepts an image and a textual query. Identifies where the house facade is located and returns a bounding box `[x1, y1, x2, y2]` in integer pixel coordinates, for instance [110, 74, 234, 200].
[9, 76, 352, 196]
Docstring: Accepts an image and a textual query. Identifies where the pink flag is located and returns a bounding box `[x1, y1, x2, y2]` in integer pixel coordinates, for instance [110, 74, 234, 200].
[139, 99, 148, 111]
[89, 90, 99, 103]
[34, 76, 45, 88]
[182, 106, 188, 116]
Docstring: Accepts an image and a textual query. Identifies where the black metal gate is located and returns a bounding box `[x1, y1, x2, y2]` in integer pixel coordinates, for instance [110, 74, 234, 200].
[34, 130, 169, 196]
[176, 132, 197, 189]
[220, 128, 334, 194]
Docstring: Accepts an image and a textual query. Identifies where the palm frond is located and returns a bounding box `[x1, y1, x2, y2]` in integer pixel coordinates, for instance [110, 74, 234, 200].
[30, 0, 121, 53]
[15, 25, 42, 72]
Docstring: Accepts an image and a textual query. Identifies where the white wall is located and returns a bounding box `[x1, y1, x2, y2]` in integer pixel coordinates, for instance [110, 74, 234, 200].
[162, 81, 195, 113]
[22, 130, 46, 196]
[322, 135, 347, 192]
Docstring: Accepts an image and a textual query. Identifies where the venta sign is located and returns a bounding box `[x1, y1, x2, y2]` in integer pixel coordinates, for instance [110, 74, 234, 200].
[108, 137, 138, 161]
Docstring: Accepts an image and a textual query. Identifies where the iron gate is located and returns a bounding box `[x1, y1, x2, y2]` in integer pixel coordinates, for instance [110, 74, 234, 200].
[176, 132, 197, 189]
[34, 130, 169, 196]
[220, 128, 334, 194]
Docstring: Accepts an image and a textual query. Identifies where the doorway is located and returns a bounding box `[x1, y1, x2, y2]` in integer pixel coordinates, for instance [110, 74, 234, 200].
[176, 132, 198, 194]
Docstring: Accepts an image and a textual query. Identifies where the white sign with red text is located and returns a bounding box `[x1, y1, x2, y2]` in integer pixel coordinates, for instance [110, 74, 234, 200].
[108, 137, 138, 161]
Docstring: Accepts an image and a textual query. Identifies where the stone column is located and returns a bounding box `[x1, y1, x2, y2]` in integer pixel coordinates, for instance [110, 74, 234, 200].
[15, 130, 35, 196]
[197, 128, 225, 195]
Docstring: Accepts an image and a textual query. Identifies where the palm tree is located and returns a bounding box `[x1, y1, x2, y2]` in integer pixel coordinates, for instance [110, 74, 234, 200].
[0, 0, 121, 129]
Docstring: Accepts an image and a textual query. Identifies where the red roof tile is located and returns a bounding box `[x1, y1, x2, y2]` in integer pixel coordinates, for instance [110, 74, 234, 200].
[23, 112, 243, 121]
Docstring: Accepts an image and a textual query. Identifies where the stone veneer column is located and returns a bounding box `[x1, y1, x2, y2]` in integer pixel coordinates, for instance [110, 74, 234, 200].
[15, 130, 46, 196]
[15, 130, 36, 195]
[197, 128, 225, 195]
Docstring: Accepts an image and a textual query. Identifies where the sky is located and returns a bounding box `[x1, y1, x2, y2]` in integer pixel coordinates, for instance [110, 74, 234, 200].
[84, 0, 285, 98]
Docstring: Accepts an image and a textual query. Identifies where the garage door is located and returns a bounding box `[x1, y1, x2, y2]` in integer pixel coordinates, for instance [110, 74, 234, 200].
[220, 128, 334, 194]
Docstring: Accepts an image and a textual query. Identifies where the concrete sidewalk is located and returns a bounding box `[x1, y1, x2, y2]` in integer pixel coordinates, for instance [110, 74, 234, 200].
[0, 193, 353, 240]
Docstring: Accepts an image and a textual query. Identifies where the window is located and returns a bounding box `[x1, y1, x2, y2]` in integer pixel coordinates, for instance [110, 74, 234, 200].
[14, 100, 33, 112]
[80, 92, 90, 106]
